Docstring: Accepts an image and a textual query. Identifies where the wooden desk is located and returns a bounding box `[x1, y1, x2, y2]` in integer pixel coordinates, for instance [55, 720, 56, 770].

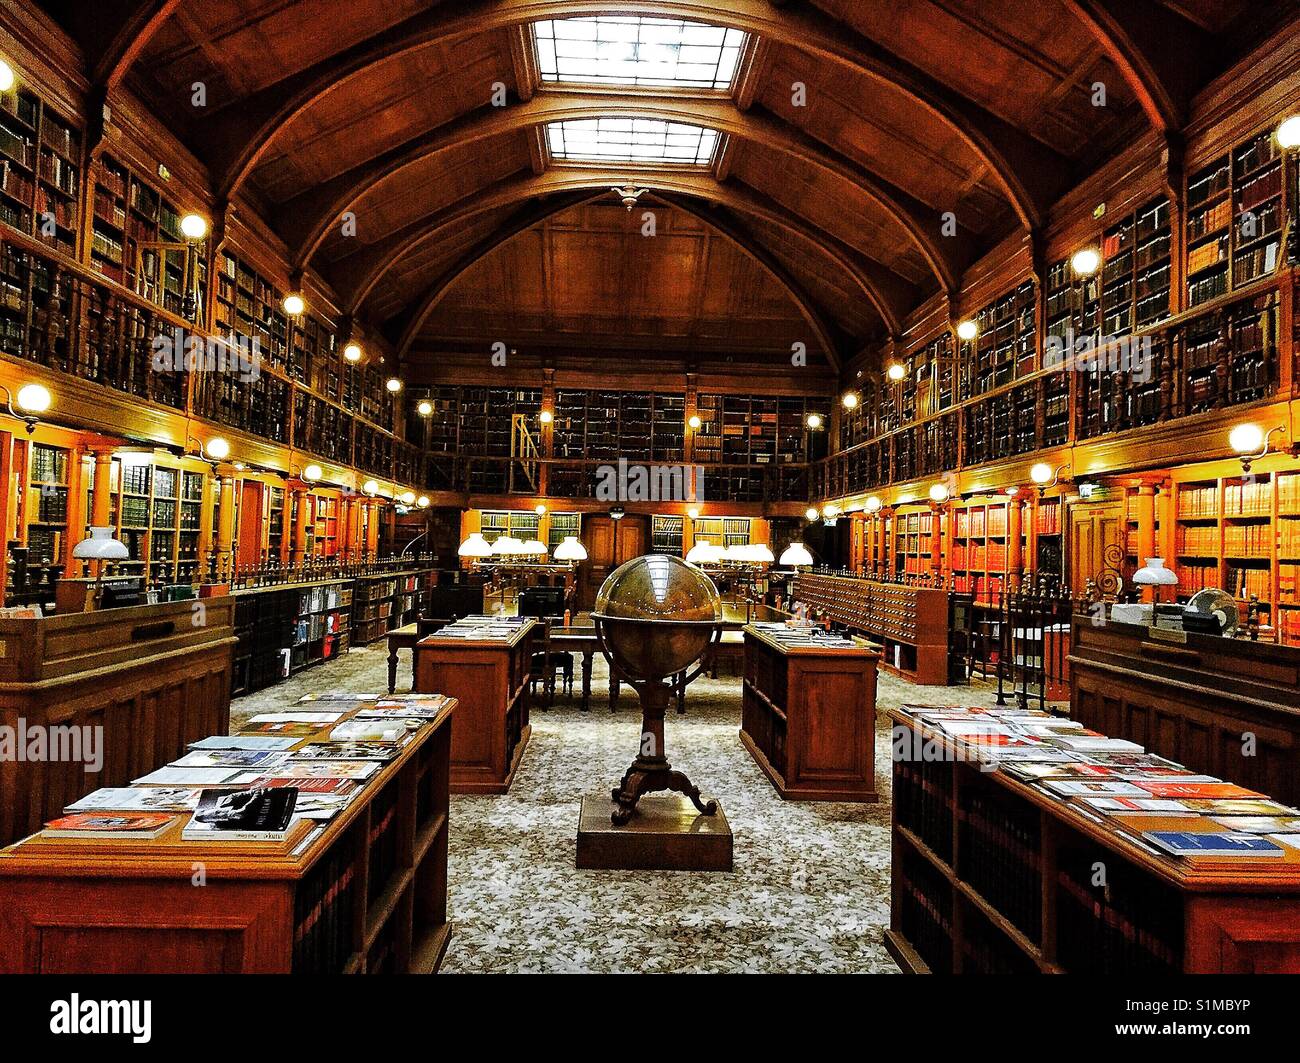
[1070, 616, 1300, 806]
[0, 598, 236, 847]
[740, 626, 879, 802]
[0, 701, 454, 974]
[885, 705, 1300, 973]
[549, 626, 605, 712]
[415, 621, 536, 793]
[387, 622, 422, 693]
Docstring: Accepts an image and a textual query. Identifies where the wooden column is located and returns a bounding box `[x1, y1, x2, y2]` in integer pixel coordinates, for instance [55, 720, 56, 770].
[89, 446, 115, 526]
[215, 463, 238, 578]
[365, 499, 381, 557]
[1136, 483, 1158, 601]
[1008, 495, 1024, 592]
[930, 503, 943, 576]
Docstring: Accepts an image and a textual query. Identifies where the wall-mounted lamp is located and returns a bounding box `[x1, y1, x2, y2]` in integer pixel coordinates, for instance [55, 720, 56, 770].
[385, 377, 403, 393]
[841, 391, 859, 410]
[687, 414, 702, 430]
[1228, 422, 1287, 473]
[417, 495, 430, 508]
[0, 59, 15, 93]
[417, 399, 433, 417]
[301, 463, 323, 483]
[805, 507, 820, 522]
[1005, 485, 1020, 498]
[1030, 461, 1070, 497]
[956, 320, 978, 342]
[929, 483, 950, 504]
[179, 214, 208, 241]
[539, 408, 553, 424]
[535, 503, 547, 516]
[1, 381, 51, 433]
[865, 495, 882, 513]
[886, 362, 906, 382]
[806, 413, 823, 430]
[822, 503, 840, 519]
[609, 505, 625, 521]
[283, 293, 306, 317]
[687, 506, 700, 520]
[400, 490, 416, 505]
[1070, 248, 1101, 277]
[343, 342, 363, 363]
[198, 435, 231, 462]
[362, 479, 380, 496]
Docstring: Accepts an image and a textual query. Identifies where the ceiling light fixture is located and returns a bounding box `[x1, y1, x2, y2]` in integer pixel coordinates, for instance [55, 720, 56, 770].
[179, 214, 208, 241]
[343, 342, 363, 363]
[385, 377, 403, 393]
[887, 362, 906, 382]
[283, 293, 306, 317]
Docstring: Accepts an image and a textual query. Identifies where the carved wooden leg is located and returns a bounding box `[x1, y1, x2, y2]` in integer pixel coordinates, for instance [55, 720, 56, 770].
[387, 643, 399, 694]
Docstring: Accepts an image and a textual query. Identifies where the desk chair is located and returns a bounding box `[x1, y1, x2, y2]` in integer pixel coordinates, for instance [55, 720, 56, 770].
[520, 587, 573, 705]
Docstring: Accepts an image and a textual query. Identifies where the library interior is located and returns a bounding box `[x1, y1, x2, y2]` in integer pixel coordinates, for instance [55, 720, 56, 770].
[0, 0, 1298, 978]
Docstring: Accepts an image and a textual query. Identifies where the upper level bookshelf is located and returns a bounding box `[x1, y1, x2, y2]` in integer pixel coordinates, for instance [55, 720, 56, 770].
[0, 86, 79, 260]
[91, 153, 206, 320]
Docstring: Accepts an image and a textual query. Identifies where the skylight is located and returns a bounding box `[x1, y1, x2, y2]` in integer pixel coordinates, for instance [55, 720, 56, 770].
[533, 17, 748, 91]
[546, 118, 720, 166]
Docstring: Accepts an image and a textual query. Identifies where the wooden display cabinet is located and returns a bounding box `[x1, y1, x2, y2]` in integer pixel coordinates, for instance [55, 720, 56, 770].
[0, 597, 235, 846]
[1070, 614, 1300, 807]
[415, 620, 536, 794]
[0, 702, 454, 974]
[740, 625, 878, 802]
[887, 707, 1300, 974]
[792, 572, 952, 684]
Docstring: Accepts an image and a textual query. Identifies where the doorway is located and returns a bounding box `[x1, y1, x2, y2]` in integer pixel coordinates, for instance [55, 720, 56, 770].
[579, 514, 649, 610]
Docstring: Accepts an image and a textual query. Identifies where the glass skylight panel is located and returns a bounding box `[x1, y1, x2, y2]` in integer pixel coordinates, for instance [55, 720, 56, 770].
[546, 119, 720, 166]
[533, 17, 747, 90]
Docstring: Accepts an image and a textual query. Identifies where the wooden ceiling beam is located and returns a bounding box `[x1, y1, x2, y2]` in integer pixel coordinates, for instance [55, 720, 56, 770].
[324, 167, 910, 338]
[1064, 0, 1212, 131]
[55, 0, 185, 90]
[279, 90, 976, 291]
[170, 0, 1070, 228]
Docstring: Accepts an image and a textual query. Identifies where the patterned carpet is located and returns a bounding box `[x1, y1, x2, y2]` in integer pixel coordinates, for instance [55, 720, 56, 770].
[232, 643, 999, 973]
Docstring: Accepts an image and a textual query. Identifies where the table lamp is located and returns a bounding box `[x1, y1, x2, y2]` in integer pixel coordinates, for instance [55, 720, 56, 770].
[73, 527, 130, 609]
[1132, 557, 1177, 602]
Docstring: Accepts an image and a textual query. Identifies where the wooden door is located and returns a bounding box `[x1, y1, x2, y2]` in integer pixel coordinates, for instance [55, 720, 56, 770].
[236, 481, 264, 567]
[579, 514, 650, 610]
[1068, 500, 1124, 595]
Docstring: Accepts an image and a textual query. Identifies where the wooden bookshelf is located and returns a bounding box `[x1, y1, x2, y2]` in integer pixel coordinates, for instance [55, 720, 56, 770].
[231, 577, 352, 695]
[887, 704, 1300, 974]
[0, 698, 454, 974]
[0, 85, 80, 260]
[740, 625, 879, 801]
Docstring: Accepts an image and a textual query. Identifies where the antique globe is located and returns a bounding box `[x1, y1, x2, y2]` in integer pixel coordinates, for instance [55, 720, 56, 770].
[591, 554, 723, 825]
[593, 554, 721, 680]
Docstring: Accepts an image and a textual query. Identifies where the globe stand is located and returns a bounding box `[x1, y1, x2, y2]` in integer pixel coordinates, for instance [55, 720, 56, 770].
[592, 620, 720, 826]
[609, 676, 717, 826]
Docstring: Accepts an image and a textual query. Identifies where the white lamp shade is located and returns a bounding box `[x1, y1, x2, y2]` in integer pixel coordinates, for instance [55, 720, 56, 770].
[73, 527, 129, 561]
[686, 539, 723, 564]
[749, 544, 775, 564]
[553, 535, 588, 561]
[491, 535, 524, 556]
[521, 539, 548, 556]
[779, 542, 814, 567]
[457, 533, 493, 558]
[1132, 557, 1177, 586]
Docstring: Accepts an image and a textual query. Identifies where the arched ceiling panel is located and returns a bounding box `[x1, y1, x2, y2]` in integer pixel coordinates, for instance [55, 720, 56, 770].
[315, 137, 532, 264]
[412, 200, 829, 361]
[249, 30, 515, 202]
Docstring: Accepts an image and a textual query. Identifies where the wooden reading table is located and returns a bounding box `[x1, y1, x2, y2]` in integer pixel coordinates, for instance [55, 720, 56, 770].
[414, 619, 537, 793]
[0, 700, 455, 974]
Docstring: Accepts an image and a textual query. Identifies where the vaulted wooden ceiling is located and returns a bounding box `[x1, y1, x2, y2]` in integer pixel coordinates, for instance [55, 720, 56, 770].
[43, 0, 1277, 373]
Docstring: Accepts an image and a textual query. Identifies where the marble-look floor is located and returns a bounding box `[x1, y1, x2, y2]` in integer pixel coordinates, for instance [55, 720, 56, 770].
[232, 644, 997, 973]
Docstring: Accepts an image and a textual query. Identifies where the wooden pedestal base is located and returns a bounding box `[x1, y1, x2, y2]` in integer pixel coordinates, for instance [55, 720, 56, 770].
[575, 794, 733, 872]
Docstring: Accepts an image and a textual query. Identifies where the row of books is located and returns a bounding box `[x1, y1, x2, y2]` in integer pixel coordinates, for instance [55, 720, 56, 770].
[1174, 560, 1219, 598]
[1225, 564, 1269, 602]
[1176, 483, 1218, 517]
[1223, 523, 1270, 557]
[1224, 477, 1272, 515]
[950, 541, 1007, 571]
